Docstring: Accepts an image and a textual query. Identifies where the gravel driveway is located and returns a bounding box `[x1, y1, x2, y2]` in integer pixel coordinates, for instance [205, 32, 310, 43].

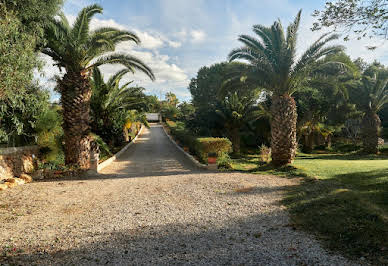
[0, 125, 358, 265]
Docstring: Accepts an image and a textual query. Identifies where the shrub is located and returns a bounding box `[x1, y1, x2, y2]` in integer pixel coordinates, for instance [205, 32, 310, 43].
[36, 105, 63, 162]
[166, 120, 177, 128]
[259, 144, 271, 163]
[217, 153, 232, 169]
[194, 137, 232, 162]
[165, 121, 232, 163]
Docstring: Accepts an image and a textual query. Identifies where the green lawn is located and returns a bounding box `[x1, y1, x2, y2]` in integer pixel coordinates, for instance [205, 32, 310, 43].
[231, 152, 388, 264]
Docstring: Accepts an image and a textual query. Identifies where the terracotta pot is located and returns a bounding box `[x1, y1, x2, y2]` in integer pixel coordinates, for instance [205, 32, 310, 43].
[208, 157, 217, 164]
[183, 147, 189, 152]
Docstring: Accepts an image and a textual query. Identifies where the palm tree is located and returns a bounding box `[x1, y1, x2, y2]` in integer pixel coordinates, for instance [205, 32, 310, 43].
[216, 91, 262, 154]
[228, 10, 343, 166]
[350, 65, 388, 153]
[165, 92, 179, 107]
[42, 5, 155, 168]
[123, 110, 149, 142]
[90, 67, 147, 145]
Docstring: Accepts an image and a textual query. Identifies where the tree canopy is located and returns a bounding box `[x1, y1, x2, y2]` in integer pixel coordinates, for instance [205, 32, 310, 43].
[312, 0, 388, 42]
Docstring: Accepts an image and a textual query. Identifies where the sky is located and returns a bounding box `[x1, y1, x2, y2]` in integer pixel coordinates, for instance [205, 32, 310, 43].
[39, 0, 388, 102]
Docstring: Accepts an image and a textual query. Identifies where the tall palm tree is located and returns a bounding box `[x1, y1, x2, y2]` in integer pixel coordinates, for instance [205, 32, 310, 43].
[216, 91, 262, 154]
[350, 65, 388, 153]
[91, 67, 147, 145]
[228, 10, 343, 166]
[42, 4, 155, 168]
[165, 92, 179, 107]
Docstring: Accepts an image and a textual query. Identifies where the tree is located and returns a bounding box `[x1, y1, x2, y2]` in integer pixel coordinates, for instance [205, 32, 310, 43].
[91, 67, 147, 145]
[3, 0, 63, 39]
[0, 86, 52, 146]
[295, 52, 359, 152]
[0, 0, 63, 98]
[43, 4, 155, 168]
[216, 91, 261, 154]
[229, 10, 343, 166]
[0, 11, 36, 99]
[160, 104, 179, 121]
[177, 102, 195, 122]
[165, 92, 179, 107]
[188, 62, 244, 135]
[145, 95, 161, 112]
[312, 0, 388, 42]
[123, 110, 149, 142]
[349, 63, 388, 153]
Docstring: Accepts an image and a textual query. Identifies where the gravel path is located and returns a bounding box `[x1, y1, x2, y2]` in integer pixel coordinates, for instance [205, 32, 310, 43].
[0, 125, 359, 265]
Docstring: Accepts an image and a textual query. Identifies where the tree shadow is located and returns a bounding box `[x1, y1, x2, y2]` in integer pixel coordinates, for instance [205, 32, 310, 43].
[282, 168, 388, 264]
[1, 210, 352, 265]
[296, 153, 388, 161]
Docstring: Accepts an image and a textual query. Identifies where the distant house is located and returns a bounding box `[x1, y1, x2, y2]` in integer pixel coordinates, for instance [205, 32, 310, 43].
[146, 113, 161, 122]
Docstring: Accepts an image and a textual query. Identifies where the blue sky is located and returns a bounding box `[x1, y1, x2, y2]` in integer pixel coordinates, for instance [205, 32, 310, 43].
[41, 0, 388, 102]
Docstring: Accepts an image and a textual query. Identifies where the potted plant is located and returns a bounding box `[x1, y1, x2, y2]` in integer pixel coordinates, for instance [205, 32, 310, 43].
[207, 152, 217, 164]
[183, 146, 189, 152]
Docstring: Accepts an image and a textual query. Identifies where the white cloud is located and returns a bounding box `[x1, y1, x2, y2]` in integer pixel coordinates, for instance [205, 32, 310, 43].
[168, 40, 182, 48]
[191, 30, 206, 43]
[175, 29, 188, 41]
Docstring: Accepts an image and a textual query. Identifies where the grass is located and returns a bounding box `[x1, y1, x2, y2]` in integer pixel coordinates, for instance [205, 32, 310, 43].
[230, 151, 388, 264]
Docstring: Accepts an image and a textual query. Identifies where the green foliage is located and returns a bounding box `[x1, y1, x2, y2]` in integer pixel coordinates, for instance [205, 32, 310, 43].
[36, 105, 63, 162]
[89, 133, 112, 157]
[91, 67, 147, 145]
[216, 90, 262, 153]
[161, 104, 179, 121]
[312, 0, 388, 42]
[195, 137, 232, 161]
[3, 0, 63, 40]
[228, 10, 344, 97]
[349, 62, 388, 113]
[188, 62, 241, 135]
[165, 121, 232, 163]
[177, 102, 195, 121]
[259, 144, 271, 163]
[43, 5, 155, 78]
[145, 95, 161, 112]
[0, 86, 51, 146]
[0, 0, 63, 98]
[0, 11, 37, 98]
[216, 153, 232, 169]
[165, 92, 179, 107]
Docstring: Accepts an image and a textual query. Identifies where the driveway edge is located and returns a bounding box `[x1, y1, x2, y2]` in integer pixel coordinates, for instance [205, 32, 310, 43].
[161, 123, 210, 170]
[97, 125, 145, 172]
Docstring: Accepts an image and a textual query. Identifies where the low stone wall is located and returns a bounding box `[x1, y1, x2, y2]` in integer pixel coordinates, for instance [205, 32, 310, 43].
[0, 146, 39, 181]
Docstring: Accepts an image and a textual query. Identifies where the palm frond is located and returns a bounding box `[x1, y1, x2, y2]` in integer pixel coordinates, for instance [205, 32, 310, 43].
[72, 4, 103, 44]
[92, 53, 155, 81]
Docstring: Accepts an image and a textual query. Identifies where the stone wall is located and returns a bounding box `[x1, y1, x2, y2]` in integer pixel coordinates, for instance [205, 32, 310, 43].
[0, 146, 39, 180]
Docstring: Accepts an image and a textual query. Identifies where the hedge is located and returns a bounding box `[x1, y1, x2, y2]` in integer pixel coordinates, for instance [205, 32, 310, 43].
[165, 121, 232, 163]
[194, 137, 232, 162]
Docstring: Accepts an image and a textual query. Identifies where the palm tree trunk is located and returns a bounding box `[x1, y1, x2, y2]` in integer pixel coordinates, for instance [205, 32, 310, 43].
[59, 71, 92, 169]
[230, 127, 241, 154]
[303, 132, 314, 153]
[270, 94, 297, 166]
[361, 111, 381, 154]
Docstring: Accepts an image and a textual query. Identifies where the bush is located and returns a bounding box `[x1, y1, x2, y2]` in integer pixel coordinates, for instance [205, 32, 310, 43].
[36, 106, 63, 162]
[217, 153, 232, 169]
[259, 144, 271, 163]
[194, 137, 232, 162]
[165, 121, 232, 163]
